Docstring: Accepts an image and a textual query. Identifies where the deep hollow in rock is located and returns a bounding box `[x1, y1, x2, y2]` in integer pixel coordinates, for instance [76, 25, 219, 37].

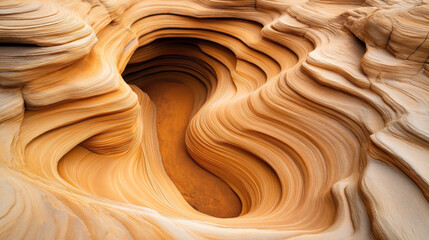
[123, 38, 242, 218]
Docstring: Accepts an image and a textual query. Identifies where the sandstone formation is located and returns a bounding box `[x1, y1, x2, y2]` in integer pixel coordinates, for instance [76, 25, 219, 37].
[0, 0, 428, 239]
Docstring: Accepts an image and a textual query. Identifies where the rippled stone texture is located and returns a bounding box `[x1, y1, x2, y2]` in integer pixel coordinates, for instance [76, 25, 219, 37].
[0, 0, 428, 239]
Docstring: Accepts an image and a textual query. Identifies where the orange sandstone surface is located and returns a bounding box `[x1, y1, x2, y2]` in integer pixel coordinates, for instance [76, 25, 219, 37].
[143, 81, 241, 217]
[0, 0, 429, 239]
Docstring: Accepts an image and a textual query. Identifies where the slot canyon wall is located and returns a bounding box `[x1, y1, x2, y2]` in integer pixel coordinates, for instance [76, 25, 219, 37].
[1, 0, 428, 239]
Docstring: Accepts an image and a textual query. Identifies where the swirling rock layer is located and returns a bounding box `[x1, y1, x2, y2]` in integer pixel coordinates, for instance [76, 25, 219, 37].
[1, 0, 428, 239]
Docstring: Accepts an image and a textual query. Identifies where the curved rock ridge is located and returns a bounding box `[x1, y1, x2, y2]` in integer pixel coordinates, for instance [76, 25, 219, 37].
[0, 0, 428, 239]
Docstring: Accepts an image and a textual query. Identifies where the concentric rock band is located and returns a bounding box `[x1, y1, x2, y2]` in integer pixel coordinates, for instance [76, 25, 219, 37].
[0, 0, 428, 239]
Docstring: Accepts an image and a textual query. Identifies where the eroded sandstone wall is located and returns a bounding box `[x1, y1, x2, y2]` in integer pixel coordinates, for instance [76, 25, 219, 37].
[0, 0, 428, 239]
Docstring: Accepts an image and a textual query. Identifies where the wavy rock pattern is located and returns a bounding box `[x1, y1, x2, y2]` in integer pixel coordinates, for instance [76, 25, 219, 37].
[1, 0, 428, 239]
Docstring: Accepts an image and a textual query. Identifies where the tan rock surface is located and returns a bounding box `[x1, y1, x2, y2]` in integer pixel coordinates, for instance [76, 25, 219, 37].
[0, 0, 428, 239]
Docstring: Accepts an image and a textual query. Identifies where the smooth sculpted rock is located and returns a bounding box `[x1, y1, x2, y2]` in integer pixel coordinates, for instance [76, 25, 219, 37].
[0, 0, 428, 239]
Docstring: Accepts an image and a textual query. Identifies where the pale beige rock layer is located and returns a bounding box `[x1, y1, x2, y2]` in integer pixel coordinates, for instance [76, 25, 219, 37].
[0, 0, 428, 239]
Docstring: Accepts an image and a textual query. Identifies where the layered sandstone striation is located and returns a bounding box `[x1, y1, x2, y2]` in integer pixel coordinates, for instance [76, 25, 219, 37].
[0, 0, 428, 239]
